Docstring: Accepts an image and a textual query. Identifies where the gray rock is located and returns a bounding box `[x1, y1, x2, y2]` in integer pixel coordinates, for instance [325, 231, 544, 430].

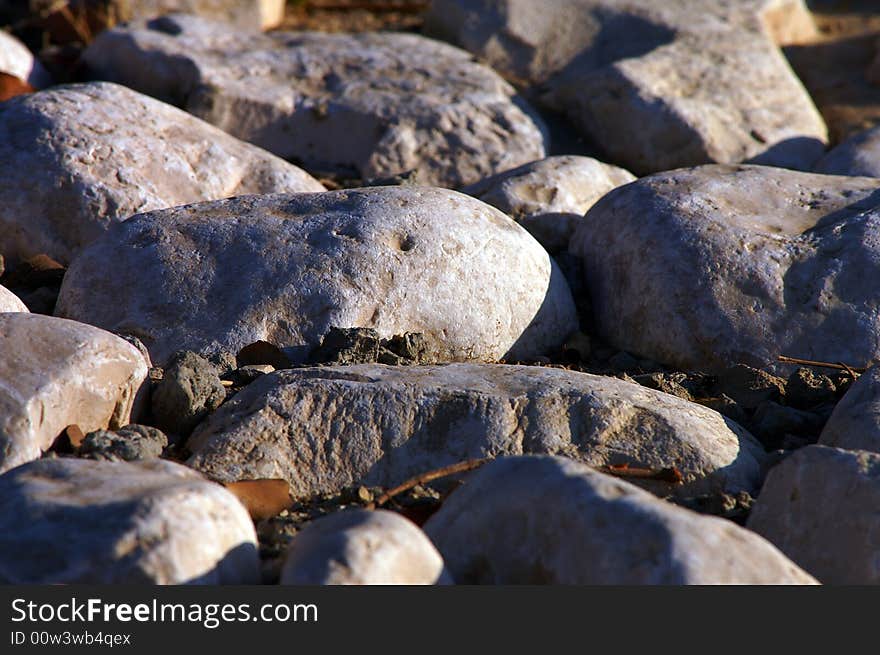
[82, 13, 547, 188]
[815, 125, 880, 178]
[186, 363, 767, 498]
[280, 509, 451, 585]
[752, 401, 824, 444]
[56, 187, 577, 367]
[0, 30, 51, 88]
[0, 313, 149, 474]
[461, 156, 636, 253]
[423, 455, 817, 584]
[819, 366, 880, 452]
[79, 424, 168, 461]
[426, 0, 826, 174]
[0, 285, 28, 313]
[785, 367, 836, 409]
[569, 164, 880, 373]
[747, 445, 880, 584]
[0, 458, 259, 584]
[713, 365, 785, 410]
[0, 82, 324, 266]
[151, 351, 225, 437]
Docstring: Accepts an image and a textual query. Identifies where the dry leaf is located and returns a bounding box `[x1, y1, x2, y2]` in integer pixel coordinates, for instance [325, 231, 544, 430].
[0, 73, 35, 102]
[223, 479, 293, 520]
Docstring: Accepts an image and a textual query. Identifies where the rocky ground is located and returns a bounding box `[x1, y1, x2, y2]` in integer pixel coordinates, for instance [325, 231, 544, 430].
[2, 0, 880, 585]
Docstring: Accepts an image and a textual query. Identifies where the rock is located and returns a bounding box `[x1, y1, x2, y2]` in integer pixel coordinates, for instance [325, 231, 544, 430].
[119, 0, 285, 30]
[151, 351, 226, 437]
[712, 365, 785, 410]
[56, 187, 577, 367]
[0, 313, 148, 474]
[461, 156, 635, 253]
[82, 13, 547, 188]
[751, 401, 824, 447]
[785, 367, 836, 409]
[79, 424, 168, 461]
[569, 164, 880, 373]
[696, 395, 749, 428]
[631, 373, 694, 402]
[0, 30, 51, 88]
[0, 458, 259, 584]
[819, 366, 880, 452]
[423, 455, 816, 584]
[309, 327, 434, 366]
[0, 82, 324, 265]
[280, 509, 451, 585]
[186, 363, 767, 499]
[0, 285, 28, 313]
[815, 124, 880, 178]
[747, 445, 880, 584]
[426, 0, 826, 174]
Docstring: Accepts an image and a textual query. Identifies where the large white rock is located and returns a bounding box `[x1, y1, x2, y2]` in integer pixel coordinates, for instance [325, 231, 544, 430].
[0, 313, 148, 474]
[56, 188, 577, 367]
[0, 82, 324, 266]
[0, 30, 51, 88]
[423, 455, 816, 584]
[426, 0, 826, 174]
[186, 363, 766, 498]
[569, 164, 880, 373]
[818, 367, 880, 453]
[747, 445, 880, 584]
[280, 509, 451, 585]
[815, 125, 880, 178]
[461, 156, 636, 253]
[0, 285, 27, 313]
[0, 458, 259, 584]
[82, 13, 547, 188]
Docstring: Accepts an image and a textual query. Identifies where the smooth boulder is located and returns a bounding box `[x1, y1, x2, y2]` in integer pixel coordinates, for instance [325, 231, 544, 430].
[0, 30, 50, 87]
[82, 13, 547, 187]
[462, 156, 636, 253]
[818, 367, 880, 453]
[280, 509, 450, 585]
[423, 455, 816, 584]
[186, 363, 766, 498]
[747, 445, 880, 584]
[0, 458, 259, 584]
[815, 125, 880, 178]
[0, 313, 148, 473]
[570, 164, 880, 373]
[0, 285, 27, 313]
[56, 188, 577, 367]
[0, 82, 324, 265]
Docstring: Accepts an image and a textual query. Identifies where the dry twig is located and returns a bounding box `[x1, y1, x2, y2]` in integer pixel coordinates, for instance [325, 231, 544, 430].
[367, 458, 488, 510]
[777, 355, 866, 375]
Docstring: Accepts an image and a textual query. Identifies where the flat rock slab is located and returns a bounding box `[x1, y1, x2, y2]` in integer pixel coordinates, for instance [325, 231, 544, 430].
[0, 285, 27, 313]
[280, 509, 451, 585]
[186, 363, 767, 498]
[0, 82, 324, 266]
[747, 445, 880, 584]
[82, 13, 547, 188]
[0, 458, 258, 584]
[0, 313, 148, 474]
[462, 156, 636, 253]
[819, 366, 880, 453]
[56, 187, 577, 367]
[815, 124, 880, 178]
[423, 455, 816, 584]
[570, 164, 880, 373]
[0, 30, 50, 88]
[426, 0, 826, 174]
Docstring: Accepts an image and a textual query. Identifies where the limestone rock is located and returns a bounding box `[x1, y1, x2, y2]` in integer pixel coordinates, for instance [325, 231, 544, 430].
[82, 13, 547, 187]
[569, 164, 880, 373]
[280, 509, 451, 585]
[150, 351, 226, 435]
[56, 188, 577, 367]
[462, 156, 636, 253]
[79, 424, 168, 461]
[0, 82, 324, 265]
[423, 455, 817, 584]
[0, 458, 259, 584]
[186, 363, 766, 499]
[747, 445, 880, 584]
[815, 125, 880, 178]
[0, 30, 50, 88]
[0, 285, 28, 313]
[819, 366, 880, 453]
[0, 313, 148, 473]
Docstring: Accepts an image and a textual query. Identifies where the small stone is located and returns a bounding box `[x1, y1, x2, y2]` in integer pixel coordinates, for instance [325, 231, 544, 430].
[150, 351, 225, 437]
[696, 395, 749, 428]
[310, 327, 380, 365]
[608, 350, 640, 371]
[752, 401, 825, 447]
[79, 424, 168, 461]
[785, 367, 837, 409]
[819, 365, 880, 453]
[632, 373, 694, 402]
[236, 340, 292, 369]
[713, 364, 785, 410]
[227, 364, 275, 386]
[0, 285, 28, 313]
[0, 30, 51, 88]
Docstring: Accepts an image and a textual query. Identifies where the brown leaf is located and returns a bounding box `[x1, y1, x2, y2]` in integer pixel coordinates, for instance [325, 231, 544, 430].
[1, 253, 66, 289]
[223, 479, 293, 521]
[236, 340, 292, 369]
[0, 73, 35, 103]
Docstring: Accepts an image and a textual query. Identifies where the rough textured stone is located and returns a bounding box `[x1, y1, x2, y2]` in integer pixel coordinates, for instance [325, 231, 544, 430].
[462, 156, 636, 253]
[423, 455, 816, 584]
[815, 124, 880, 178]
[819, 366, 880, 452]
[0, 285, 28, 313]
[0, 30, 50, 88]
[56, 188, 577, 367]
[186, 363, 766, 499]
[785, 367, 836, 409]
[0, 458, 259, 584]
[82, 13, 547, 188]
[0, 313, 148, 473]
[713, 365, 785, 410]
[426, 0, 826, 174]
[121, 0, 285, 30]
[747, 445, 880, 584]
[79, 424, 168, 461]
[0, 82, 324, 265]
[151, 351, 226, 436]
[569, 164, 880, 373]
[280, 509, 451, 585]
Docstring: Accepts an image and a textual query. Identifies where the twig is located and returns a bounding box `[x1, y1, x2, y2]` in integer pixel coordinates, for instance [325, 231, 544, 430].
[367, 458, 488, 509]
[777, 355, 867, 374]
[599, 463, 684, 484]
